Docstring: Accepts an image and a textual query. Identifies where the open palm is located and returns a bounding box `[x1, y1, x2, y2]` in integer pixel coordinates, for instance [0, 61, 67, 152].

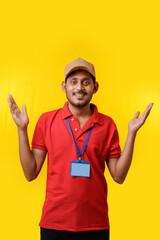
[7, 94, 29, 129]
[128, 103, 153, 133]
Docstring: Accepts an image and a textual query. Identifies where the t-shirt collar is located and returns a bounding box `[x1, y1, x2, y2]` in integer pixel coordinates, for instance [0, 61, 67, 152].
[61, 102, 104, 125]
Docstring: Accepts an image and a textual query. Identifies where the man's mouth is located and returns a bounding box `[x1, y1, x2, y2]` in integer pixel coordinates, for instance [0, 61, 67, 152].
[73, 92, 87, 97]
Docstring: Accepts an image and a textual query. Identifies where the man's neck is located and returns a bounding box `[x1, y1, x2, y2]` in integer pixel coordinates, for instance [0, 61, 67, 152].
[68, 102, 93, 118]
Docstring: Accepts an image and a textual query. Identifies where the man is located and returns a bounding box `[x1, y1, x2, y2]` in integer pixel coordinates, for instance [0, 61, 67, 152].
[8, 58, 153, 240]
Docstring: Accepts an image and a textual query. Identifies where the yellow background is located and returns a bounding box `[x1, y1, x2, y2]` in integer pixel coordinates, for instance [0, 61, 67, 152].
[0, 0, 159, 239]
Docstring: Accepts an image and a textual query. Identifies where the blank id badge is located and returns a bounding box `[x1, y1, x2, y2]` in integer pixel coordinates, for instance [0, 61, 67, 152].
[70, 160, 90, 177]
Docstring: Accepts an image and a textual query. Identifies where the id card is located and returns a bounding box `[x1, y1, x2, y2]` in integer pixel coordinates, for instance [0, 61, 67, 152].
[70, 160, 90, 177]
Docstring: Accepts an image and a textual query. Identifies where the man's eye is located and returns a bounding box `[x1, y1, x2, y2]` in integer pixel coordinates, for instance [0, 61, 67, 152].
[83, 81, 90, 85]
[70, 80, 77, 84]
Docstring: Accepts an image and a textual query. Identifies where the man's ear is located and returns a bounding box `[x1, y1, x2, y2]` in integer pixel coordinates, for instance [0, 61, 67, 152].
[93, 82, 99, 94]
[61, 81, 66, 93]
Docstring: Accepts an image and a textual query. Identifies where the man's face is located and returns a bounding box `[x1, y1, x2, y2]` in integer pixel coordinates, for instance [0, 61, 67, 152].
[62, 70, 98, 108]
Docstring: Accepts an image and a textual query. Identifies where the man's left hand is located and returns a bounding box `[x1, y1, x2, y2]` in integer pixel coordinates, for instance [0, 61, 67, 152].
[128, 103, 154, 134]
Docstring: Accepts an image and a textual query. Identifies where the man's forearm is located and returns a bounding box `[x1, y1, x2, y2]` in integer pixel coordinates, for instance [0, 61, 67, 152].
[113, 103, 153, 184]
[18, 127, 37, 181]
[114, 131, 136, 184]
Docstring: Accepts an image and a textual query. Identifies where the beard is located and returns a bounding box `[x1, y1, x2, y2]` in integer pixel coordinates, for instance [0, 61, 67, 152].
[66, 90, 93, 108]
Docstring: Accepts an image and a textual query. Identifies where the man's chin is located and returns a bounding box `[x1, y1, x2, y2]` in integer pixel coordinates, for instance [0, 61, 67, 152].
[68, 100, 90, 108]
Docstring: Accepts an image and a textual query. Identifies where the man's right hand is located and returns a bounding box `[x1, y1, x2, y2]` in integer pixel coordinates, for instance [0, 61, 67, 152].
[7, 94, 29, 130]
[7, 94, 46, 181]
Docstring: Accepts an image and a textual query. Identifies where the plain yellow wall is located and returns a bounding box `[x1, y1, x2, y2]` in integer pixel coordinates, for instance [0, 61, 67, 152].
[0, 0, 160, 239]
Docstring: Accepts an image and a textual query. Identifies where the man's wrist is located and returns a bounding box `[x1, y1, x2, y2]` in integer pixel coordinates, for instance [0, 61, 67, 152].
[18, 126, 28, 133]
[128, 128, 137, 138]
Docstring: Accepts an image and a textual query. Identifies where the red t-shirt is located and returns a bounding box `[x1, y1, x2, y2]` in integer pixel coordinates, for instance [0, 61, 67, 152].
[32, 102, 121, 231]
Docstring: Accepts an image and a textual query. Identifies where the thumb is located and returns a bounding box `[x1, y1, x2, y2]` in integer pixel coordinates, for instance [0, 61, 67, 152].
[134, 111, 140, 119]
[22, 105, 27, 115]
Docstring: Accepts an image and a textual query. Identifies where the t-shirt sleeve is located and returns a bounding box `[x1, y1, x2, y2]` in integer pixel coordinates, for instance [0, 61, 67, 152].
[31, 114, 47, 151]
[107, 126, 121, 159]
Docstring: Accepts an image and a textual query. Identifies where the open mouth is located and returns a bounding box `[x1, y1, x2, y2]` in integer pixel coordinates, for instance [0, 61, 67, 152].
[73, 92, 87, 97]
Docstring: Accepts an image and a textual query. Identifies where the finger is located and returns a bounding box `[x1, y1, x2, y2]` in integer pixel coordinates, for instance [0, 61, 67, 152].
[7, 94, 12, 105]
[7, 94, 19, 113]
[7, 96, 12, 107]
[143, 103, 154, 116]
[7, 96, 14, 110]
[141, 103, 154, 121]
[7, 94, 16, 106]
[22, 105, 27, 115]
[134, 111, 140, 119]
[7, 94, 13, 102]
[147, 103, 154, 111]
[9, 94, 17, 105]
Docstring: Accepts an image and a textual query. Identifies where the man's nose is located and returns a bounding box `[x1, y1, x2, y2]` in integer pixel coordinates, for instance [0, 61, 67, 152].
[76, 82, 84, 90]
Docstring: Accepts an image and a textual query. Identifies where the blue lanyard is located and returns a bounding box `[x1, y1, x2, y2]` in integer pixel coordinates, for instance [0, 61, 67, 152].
[65, 118, 92, 160]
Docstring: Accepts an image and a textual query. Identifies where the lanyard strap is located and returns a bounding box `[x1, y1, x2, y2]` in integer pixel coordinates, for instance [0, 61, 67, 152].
[66, 118, 92, 160]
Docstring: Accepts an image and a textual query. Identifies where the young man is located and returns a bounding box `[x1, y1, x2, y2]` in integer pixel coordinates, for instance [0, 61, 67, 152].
[8, 58, 153, 240]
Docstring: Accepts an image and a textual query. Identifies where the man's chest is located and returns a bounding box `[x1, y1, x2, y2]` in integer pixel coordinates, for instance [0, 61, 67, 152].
[45, 119, 111, 162]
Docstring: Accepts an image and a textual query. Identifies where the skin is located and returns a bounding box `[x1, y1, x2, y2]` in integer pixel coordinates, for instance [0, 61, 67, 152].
[7, 95, 46, 181]
[7, 70, 153, 183]
[61, 70, 99, 128]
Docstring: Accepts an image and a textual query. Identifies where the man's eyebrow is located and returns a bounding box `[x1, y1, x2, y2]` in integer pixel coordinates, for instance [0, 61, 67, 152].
[70, 77, 91, 80]
[70, 77, 78, 80]
[82, 77, 92, 80]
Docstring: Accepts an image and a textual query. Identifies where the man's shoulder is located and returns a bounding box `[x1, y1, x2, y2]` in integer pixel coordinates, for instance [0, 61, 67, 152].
[98, 112, 113, 120]
[91, 103, 117, 128]
[97, 111, 118, 129]
[38, 107, 63, 122]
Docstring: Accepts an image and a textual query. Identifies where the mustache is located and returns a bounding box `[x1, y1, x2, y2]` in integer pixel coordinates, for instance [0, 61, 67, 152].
[73, 91, 87, 95]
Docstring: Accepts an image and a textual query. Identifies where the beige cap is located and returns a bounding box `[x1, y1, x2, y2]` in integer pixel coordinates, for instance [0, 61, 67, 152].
[64, 58, 95, 79]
